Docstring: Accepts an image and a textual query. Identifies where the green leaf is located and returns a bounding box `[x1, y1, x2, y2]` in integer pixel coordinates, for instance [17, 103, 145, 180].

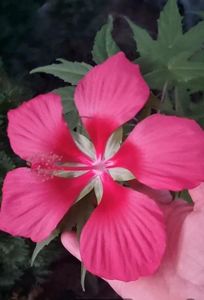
[174, 87, 191, 115]
[54, 86, 75, 113]
[169, 55, 204, 82]
[179, 190, 193, 204]
[191, 49, 204, 63]
[144, 67, 172, 90]
[126, 18, 156, 58]
[53, 86, 80, 129]
[157, 0, 183, 47]
[64, 110, 79, 130]
[126, 0, 204, 90]
[181, 21, 204, 56]
[30, 60, 92, 85]
[31, 229, 59, 266]
[180, 77, 204, 92]
[92, 15, 120, 64]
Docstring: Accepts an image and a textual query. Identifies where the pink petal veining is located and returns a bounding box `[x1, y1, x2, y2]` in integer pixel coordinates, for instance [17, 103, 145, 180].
[8, 93, 91, 164]
[112, 114, 204, 190]
[0, 168, 92, 242]
[79, 174, 166, 281]
[74, 52, 150, 154]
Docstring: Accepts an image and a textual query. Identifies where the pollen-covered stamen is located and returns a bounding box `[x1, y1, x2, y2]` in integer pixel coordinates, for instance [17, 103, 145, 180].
[29, 153, 93, 180]
[29, 152, 63, 180]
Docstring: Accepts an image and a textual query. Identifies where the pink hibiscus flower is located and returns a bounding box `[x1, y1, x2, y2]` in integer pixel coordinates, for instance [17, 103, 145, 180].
[1, 52, 204, 282]
[62, 185, 204, 300]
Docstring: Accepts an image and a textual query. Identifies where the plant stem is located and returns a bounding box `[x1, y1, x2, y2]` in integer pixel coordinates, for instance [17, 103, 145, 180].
[158, 81, 168, 112]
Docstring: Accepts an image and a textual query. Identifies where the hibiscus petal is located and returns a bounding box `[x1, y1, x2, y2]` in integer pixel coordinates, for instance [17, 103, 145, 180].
[129, 180, 172, 204]
[80, 174, 166, 281]
[74, 52, 149, 154]
[0, 168, 92, 242]
[112, 114, 204, 190]
[8, 93, 90, 163]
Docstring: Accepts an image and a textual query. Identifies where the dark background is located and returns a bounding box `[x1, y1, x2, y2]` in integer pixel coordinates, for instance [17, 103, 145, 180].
[0, 1, 204, 299]
[1, 0, 204, 96]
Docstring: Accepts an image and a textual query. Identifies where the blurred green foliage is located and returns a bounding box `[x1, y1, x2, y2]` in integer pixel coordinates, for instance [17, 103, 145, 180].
[0, 58, 63, 298]
[0, 233, 63, 299]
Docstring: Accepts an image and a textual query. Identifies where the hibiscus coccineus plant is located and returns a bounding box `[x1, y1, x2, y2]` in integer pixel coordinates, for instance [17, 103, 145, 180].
[1, 52, 204, 283]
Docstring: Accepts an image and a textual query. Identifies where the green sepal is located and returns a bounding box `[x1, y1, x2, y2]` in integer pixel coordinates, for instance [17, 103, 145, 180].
[31, 229, 60, 266]
[81, 263, 87, 292]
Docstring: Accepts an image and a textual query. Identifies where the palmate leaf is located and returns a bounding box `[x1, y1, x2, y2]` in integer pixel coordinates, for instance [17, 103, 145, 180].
[54, 86, 75, 113]
[181, 20, 204, 56]
[167, 51, 204, 82]
[92, 15, 120, 64]
[53, 86, 79, 129]
[170, 60, 204, 82]
[64, 110, 79, 130]
[30, 59, 92, 85]
[181, 77, 204, 93]
[127, 0, 204, 91]
[126, 18, 156, 58]
[157, 0, 183, 48]
[144, 68, 172, 90]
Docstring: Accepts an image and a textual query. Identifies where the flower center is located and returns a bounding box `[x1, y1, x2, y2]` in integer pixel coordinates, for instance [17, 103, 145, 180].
[92, 159, 107, 175]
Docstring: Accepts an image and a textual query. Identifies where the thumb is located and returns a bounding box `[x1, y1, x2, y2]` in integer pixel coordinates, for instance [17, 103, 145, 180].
[61, 231, 81, 261]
